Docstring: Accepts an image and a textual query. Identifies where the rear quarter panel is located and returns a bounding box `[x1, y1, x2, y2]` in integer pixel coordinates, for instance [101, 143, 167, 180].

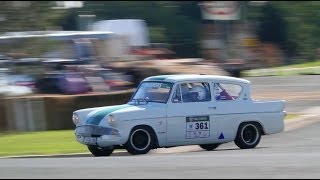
[216, 100, 285, 142]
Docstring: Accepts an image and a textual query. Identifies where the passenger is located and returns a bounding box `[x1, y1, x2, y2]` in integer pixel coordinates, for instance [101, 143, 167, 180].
[219, 89, 234, 100]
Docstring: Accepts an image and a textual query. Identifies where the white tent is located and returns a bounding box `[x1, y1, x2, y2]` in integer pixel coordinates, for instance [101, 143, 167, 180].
[91, 19, 150, 47]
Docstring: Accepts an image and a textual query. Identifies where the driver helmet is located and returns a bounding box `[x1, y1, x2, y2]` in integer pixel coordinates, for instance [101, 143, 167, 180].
[180, 83, 190, 95]
[189, 85, 206, 101]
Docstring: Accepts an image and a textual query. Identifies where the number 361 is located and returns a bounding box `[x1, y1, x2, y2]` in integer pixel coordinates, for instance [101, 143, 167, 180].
[195, 122, 209, 129]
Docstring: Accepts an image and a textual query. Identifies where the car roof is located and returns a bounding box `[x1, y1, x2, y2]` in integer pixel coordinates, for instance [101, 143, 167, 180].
[143, 74, 250, 84]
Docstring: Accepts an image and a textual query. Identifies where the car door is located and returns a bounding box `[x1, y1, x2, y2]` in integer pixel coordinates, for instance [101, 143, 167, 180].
[166, 81, 219, 146]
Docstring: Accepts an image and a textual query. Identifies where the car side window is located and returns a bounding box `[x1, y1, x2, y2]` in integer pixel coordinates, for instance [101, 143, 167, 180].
[214, 83, 242, 101]
[172, 82, 211, 103]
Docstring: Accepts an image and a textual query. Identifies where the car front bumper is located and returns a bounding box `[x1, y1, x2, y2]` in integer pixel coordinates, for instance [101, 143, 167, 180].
[75, 125, 125, 147]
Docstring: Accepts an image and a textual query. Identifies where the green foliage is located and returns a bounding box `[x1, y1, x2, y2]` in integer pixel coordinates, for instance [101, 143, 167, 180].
[1, 1, 320, 61]
[0, 1, 67, 32]
[57, 9, 79, 30]
[257, 4, 287, 47]
[81, 1, 202, 58]
[149, 27, 167, 43]
[1, 38, 60, 57]
[249, 1, 320, 62]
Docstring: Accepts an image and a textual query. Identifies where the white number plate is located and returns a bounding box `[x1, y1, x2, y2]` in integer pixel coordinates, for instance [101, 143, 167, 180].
[186, 116, 210, 139]
[77, 135, 97, 145]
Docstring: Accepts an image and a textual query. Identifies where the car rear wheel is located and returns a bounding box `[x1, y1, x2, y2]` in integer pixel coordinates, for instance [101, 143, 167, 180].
[125, 127, 154, 155]
[199, 143, 221, 151]
[87, 145, 114, 156]
[234, 122, 261, 149]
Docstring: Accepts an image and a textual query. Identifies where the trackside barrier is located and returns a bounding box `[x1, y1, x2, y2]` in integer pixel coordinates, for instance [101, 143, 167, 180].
[0, 99, 7, 131]
[4, 97, 46, 132]
[0, 90, 134, 132]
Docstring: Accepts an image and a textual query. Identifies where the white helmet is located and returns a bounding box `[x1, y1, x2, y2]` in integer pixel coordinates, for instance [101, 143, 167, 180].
[180, 83, 190, 95]
[189, 85, 206, 101]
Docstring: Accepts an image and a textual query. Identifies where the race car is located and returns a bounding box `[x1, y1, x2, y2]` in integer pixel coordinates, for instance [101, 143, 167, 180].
[72, 74, 286, 156]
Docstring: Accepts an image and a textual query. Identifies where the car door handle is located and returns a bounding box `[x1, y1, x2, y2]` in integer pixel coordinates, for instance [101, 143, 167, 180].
[208, 107, 216, 109]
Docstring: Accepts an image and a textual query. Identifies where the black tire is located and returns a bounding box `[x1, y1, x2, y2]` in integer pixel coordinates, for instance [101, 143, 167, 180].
[234, 122, 261, 149]
[125, 126, 154, 155]
[87, 145, 114, 157]
[199, 143, 221, 151]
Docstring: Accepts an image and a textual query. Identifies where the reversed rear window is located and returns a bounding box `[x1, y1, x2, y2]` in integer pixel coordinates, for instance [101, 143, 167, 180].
[214, 83, 242, 101]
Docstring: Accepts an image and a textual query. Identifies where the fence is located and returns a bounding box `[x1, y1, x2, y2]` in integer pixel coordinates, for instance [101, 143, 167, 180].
[0, 90, 134, 132]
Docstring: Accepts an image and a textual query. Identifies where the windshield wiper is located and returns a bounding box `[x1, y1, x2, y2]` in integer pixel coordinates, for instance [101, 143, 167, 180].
[131, 98, 149, 105]
[146, 100, 164, 103]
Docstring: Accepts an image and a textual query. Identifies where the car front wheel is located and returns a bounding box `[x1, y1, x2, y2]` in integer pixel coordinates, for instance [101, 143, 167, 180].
[199, 143, 221, 151]
[87, 145, 114, 156]
[125, 127, 154, 155]
[234, 122, 261, 149]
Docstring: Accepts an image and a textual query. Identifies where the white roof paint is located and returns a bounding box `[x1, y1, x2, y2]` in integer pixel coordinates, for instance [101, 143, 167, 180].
[144, 74, 251, 84]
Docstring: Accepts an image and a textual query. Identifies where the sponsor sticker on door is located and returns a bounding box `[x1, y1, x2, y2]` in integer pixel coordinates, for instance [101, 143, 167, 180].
[186, 116, 210, 139]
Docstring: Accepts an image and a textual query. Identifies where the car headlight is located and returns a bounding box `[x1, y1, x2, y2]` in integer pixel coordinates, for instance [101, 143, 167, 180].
[108, 114, 116, 125]
[284, 111, 287, 117]
[72, 113, 79, 125]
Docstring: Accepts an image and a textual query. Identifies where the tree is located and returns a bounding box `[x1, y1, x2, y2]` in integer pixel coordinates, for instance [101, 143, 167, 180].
[257, 4, 287, 48]
[0, 1, 66, 32]
[250, 1, 320, 62]
[80, 1, 202, 58]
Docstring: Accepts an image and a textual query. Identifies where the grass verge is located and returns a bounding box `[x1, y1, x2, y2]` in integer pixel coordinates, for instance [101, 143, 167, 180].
[0, 130, 88, 157]
[242, 60, 320, 77]
[285, 113, 300, 121]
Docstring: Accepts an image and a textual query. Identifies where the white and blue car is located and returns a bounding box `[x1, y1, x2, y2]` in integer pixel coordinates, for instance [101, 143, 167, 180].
[72, 74, 286, 156]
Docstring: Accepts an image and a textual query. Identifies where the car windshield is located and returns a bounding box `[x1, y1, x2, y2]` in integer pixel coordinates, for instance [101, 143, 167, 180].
[130, 81, 173, 104]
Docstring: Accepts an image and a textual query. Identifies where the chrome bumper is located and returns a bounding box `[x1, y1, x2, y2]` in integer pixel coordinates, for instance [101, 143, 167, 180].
[75, 125, 121, 146]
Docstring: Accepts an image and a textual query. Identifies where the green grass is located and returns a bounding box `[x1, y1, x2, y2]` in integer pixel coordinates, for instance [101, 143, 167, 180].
[0, 130, 88, 157]
[0, 114, 301, 157]
[243, 60, 320, 77]
[285, 113, 300, 121]
[282, 60, 320, 68]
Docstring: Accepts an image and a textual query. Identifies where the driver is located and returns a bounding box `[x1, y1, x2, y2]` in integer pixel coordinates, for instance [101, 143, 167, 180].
[188, 85, 207, 102]
[181, 83, 190, 96]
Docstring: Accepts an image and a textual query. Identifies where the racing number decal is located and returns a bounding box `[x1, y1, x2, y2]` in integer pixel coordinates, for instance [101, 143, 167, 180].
[186, 116, 210, 139]
[195, 122, 209, 130]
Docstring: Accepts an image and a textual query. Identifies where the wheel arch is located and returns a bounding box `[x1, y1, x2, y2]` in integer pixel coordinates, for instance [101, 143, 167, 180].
[129, 124, 159, 148]
[235, 120, 266, 137]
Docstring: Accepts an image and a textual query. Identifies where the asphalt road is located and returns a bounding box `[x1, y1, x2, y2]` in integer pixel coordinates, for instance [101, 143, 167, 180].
[0, 75, 320, 179]
[247, 75, 320, 113]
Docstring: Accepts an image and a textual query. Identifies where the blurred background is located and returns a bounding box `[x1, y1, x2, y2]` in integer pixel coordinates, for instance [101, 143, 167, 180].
[0, 1, 320, 133]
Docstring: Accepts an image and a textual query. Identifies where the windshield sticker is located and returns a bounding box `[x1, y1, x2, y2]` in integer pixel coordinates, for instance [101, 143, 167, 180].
[160, 83, 172, 89]
[144, 82, 162, 88]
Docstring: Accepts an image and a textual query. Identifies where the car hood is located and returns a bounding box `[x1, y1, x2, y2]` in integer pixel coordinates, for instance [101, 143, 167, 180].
[75, 103, 166, 126]
[110, 103, 166, 122]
